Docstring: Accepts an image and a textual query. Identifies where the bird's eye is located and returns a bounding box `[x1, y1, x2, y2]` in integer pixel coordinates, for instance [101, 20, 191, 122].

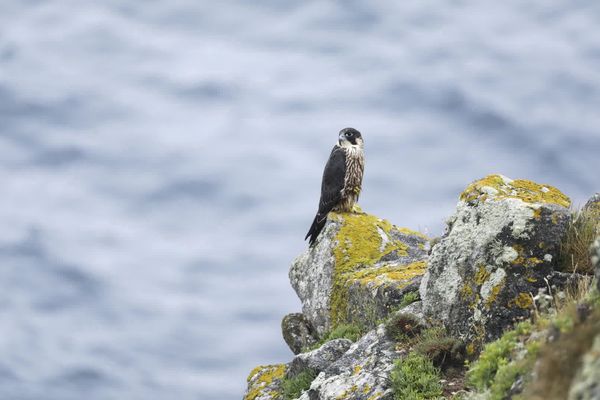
[345, 132, 351, 137]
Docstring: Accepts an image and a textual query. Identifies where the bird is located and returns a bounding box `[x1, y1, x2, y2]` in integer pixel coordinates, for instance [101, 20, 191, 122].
[305, 127, 365, 246]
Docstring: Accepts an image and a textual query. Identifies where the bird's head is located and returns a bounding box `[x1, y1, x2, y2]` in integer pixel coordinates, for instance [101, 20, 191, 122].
[338, 127, 363, 148]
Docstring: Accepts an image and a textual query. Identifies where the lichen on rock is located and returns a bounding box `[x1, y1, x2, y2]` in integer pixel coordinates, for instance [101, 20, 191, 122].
[460, 174, 571, 208]
[420, 174, 571, 345]
[288, 338, 353, 378]
[245, 364, 287, 400]
[584, 193, 600, 217]
[297, 325, 400, 400]
[290, 211, 428, 337]
[282, 313, 318, 355]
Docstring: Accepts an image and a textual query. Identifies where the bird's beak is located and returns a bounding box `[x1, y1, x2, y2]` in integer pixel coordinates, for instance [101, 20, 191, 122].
[338, 133, 345, 145]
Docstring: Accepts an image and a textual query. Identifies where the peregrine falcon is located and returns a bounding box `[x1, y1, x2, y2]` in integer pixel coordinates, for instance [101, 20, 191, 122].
[305, 128, 365, 246]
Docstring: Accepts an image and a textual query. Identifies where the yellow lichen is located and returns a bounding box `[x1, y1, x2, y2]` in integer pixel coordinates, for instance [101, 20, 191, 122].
[510, 293, 534, 309]
[461, 283, 480, 309]
[484, 281, 505, 309]
[330, 211, 424, 326]
[397, 227, 428, 240]
[336, 385, 360, 400]
[466, 343, 476, 356]
[524, 257, 543, 268]
[244, 364, 286, 400]
[348, 261, 427, 287]
[460, 174, 571, 208]
[474, 265, 491, 285]
[353, 365, 363, 375]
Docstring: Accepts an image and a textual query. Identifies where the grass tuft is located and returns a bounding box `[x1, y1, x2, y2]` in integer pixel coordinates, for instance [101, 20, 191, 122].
[282, 368, 317, 400]
[559, 208, 599, 274]
[414, 327, 465, 370]
[385, 313, 424, 342]
[391, 353, 443, 400]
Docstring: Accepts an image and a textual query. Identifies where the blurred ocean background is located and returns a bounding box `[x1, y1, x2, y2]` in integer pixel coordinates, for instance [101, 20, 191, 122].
[1, 1, 599, 399]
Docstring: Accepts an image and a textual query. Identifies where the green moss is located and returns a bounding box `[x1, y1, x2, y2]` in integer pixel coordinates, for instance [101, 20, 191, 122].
[487, 341, 540, 400]
[399, 291, 420, 309]
[281, 369, 317, 400]
[466, 321, 532, 391]
[391, 353, 443, 400]
[460, 174, 571, 208]
[245, 364, 287, 400]
[330, 212, 419, 327]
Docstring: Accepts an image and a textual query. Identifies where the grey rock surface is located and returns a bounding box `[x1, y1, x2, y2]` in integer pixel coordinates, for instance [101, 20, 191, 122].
[298, 325, 399, 400]
[420, 174, 571, 343]
[584, 193, 600, 214]
[282, 313, 318, 355]
[290, 211, 429, 337]
[287, 339, 353, 378]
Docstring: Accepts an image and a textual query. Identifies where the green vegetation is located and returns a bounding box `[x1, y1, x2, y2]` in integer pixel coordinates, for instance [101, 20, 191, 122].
[559, 208, 599, 274]
[304, 323, 364, 352]
[466, 321, 533, 391]
[465, 280, 600, 400]
[391, 353, 443, 400]
[521, 291, 600, 400]
[281, 369, 318, 400]
[399, 291, 420, 309]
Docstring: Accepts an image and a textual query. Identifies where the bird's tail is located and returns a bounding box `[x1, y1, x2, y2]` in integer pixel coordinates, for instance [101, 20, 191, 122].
[305, 213, 327, 246]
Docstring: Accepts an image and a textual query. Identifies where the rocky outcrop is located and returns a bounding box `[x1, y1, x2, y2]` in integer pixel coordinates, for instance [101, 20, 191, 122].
[420, 175, 571, 344]
[584, 193, 600, 216]
[243, 175, 600, 400]
[288, 339, 352, 378]
[244, 364, 287, 400]
[298, 325, 399, 400]
[290, 211, 428, 337]
[282, 313, 318, 355]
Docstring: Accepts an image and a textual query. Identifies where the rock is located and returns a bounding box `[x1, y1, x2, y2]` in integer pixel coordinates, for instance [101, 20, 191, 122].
[288, 339, 353, 378]
[282, 313, 318, 355]
[244, 364, 287, 400]
[592, 237, 600, 292]
[290, 211, 429, 337]
[420, 174, 571, 344]
[568, 333, 600, 400]
[298, 325, 399, 400]
[584, 193, 600, 216]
